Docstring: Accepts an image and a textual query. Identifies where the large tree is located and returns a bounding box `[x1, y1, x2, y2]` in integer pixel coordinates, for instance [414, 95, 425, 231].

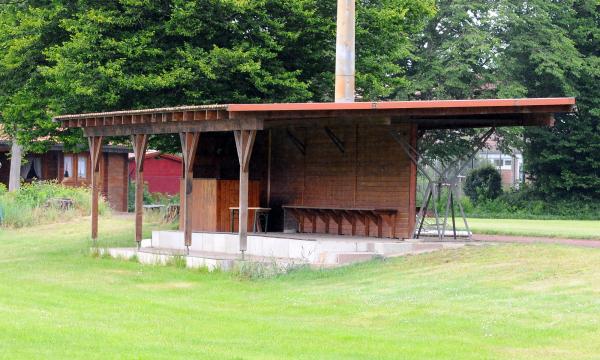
[38, 0, 433, 151]
[0, 1, 74, 189]
[402, 0, 521, 167]
[405, 0, 599, 201]
[496, 0, 600, 200]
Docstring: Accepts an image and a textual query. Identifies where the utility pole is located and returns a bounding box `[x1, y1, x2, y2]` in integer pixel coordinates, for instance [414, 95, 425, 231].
[335, 0, 355, 103]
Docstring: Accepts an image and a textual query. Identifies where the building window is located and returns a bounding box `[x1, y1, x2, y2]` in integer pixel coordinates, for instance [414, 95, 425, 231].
[77, 156, 87, 179]
[63, 155, 73, 178]
[494, 159, 502, 167]
[504, 159, 512, 166]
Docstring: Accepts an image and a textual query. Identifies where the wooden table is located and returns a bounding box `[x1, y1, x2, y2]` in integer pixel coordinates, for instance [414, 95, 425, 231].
[283, 205, 398, 238]
[143, 204, 165, 211]
[229, 207, 271, 233]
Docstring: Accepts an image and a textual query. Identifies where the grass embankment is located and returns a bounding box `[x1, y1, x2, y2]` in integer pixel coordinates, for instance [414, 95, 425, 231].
[1, 217, 600, 359]
[466, 218, 600, 239]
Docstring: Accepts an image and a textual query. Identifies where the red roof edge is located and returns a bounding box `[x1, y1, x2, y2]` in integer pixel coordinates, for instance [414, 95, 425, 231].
[227, 97, 576, 112]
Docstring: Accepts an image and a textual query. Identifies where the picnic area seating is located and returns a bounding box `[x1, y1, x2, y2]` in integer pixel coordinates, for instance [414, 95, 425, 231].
[283, 205, 398, 238]
[46, 198, 74, 210]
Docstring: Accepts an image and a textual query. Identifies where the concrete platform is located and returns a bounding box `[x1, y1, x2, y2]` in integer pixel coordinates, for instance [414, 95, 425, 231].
[101, 230, 474, 271]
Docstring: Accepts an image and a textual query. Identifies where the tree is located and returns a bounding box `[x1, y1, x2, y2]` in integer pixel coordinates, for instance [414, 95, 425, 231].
[38, 0, 434, 151]
[0, 1, 73, 190]
[402, 0, 522, 167]
[495, 0, 600, 200]
[404, 0, 599, 202]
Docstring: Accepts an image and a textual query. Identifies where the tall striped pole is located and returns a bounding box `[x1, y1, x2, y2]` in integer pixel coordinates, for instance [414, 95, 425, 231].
[335, 0, 355, 103]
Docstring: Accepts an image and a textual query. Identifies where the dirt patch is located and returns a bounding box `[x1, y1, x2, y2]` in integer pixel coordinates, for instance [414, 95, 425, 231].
[474, 234, 600, 248]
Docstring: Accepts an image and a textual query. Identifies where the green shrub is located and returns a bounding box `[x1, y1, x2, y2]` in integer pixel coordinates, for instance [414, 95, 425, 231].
[464, 186, 600, 220]
[0, 180, 109, 228]
[127, 180, 179, 212]
[464, 165, 502, 203]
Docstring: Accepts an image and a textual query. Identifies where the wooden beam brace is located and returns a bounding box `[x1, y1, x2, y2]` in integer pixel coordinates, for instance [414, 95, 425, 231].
[180, 132, 200, 174]
[324, 127, 345, 153]
[285, 129, 305, 156]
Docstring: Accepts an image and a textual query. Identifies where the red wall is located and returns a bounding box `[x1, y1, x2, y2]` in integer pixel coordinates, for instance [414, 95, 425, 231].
[129, 154, 182, 195]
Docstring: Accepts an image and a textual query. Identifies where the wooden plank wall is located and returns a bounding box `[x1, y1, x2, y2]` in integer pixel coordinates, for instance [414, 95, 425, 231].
[218, 180, 260, 232]
[270, 124, 416, 238]
[105, 153, 129, 212]
[179, 179, 260, 232]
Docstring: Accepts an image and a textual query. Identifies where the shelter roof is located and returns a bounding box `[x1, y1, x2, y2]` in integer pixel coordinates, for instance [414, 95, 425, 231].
[0, 124, 130, 153]
[54, 97, 576, 136]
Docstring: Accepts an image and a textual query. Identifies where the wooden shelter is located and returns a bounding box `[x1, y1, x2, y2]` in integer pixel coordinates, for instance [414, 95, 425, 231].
[54, 97, 575, 253]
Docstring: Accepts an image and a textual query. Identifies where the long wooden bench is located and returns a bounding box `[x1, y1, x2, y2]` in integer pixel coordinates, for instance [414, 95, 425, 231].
[283, 205, 398, 238]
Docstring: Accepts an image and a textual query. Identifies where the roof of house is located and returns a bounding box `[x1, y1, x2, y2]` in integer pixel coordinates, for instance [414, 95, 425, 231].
[128, 151, 182, 162]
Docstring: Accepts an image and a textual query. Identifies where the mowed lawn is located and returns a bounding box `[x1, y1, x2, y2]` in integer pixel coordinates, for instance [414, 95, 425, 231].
[1, 217, 600, 359]
[467, 218, 600, 239]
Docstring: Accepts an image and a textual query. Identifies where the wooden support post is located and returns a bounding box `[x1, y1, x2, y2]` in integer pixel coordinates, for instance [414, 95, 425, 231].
[131, 134, 149, 247]
[234, 130, 256, 255]
[179, 132, 200, 251]
[88, 136, 103, 244]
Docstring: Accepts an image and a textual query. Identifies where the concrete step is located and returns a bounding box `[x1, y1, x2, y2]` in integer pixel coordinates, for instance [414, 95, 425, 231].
[101, 247, 309, 272]
[316, 251, 379, 266]
[372, 242, 443, 256]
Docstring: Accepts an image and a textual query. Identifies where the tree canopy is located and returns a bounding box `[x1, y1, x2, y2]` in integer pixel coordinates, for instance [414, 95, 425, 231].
[406, 0, 599, 199]
[1, 0, 435, 151]
[0, 0, 598, 199]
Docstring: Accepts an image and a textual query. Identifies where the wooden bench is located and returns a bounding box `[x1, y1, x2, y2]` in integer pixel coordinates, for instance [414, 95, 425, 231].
[283, 206, 398, 238]
[46, 198, 74, 210]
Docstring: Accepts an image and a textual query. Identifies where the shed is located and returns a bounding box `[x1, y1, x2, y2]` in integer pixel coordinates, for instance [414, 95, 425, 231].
[128, 151, 182, 195]
[54, 97, 576, 252]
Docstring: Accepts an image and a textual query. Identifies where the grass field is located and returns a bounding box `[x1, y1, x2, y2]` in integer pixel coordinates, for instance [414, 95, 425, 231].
[1, 217, 600, 359]
[466, 218, 600, 239]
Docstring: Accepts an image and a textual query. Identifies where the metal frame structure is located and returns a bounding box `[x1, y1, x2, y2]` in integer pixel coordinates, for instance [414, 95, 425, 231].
[391, 127, 495, 241]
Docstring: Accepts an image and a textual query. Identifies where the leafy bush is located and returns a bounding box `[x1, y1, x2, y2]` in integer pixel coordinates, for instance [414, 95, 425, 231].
[463, 186, 600, 220]
[464, 166, 502, 203]
[0, 180, 109, 228]
[127, 180, 179, 212]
